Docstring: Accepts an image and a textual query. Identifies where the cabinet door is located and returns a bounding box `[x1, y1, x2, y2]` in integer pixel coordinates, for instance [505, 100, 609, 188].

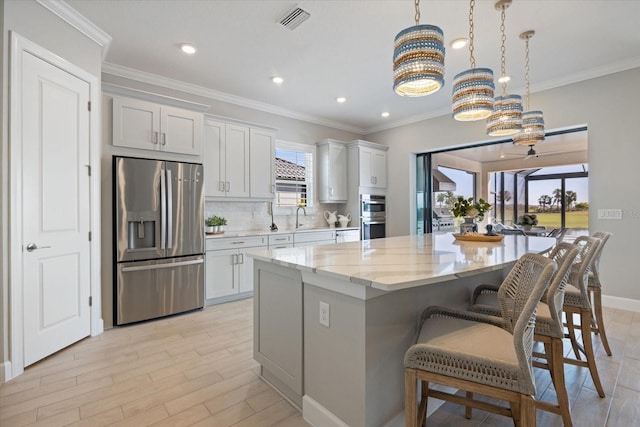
[203, 120, 226, 198]
[238, 251, 254, 293]
[372, 149, 387, 188]
[160, 106, 202, 155]
[112, 97, 160, 150]
[329, 143, 348, 201]
[205, 249, 238, 299]
[224, 124, 250, 197]
[249, 128, 275, 199]
[359, 148, 374, 186]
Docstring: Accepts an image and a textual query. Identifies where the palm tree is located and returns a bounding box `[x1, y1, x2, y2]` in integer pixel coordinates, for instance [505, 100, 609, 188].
[552, 188, 563, 211]
[538, 194, 552, 211]
[565, 190, 577, 210]
[436, 192, 446, 208]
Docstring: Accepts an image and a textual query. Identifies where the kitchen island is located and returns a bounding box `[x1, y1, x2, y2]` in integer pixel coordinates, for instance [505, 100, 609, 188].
[248, 233, 556, 427]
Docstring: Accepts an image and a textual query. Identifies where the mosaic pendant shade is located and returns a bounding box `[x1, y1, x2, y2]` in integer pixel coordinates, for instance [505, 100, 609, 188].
[393, 24, 445, 97]
[487, 94, 523, 136]
[452, 68, 495, 121]
[513, 110, 545, 145]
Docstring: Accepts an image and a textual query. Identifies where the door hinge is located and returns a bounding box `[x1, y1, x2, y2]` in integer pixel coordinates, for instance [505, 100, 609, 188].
[88, 231, 92, 241]
[89, 296, 92, 307]
[88, 101, 91, 111]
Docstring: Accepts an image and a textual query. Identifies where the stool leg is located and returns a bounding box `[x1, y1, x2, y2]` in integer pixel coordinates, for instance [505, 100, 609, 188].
[565, 311, 582, 360]
[592, 287, 613, 356]
[550, 337, 573, 427]
[581, 310, 605, 398]
[405, 368, 417, 427]
[465, 391, 472, 419]
[520, 395, 537, 427]
[418, 381, 428, 426]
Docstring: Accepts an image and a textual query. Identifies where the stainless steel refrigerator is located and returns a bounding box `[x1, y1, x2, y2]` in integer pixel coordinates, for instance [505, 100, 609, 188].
[113, 156, 204, 325]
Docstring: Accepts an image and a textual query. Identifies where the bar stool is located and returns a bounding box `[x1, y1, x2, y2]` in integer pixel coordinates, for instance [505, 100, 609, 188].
[404, 253, 556, 427]
[471, 242, 580, 426]
[589, 231, 613, 356]
[562, 236, 606, 397]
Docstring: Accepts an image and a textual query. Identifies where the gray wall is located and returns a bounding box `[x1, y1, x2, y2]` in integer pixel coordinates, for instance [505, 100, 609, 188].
[0, 0, 103, 374]
[365, 67, 640, 302]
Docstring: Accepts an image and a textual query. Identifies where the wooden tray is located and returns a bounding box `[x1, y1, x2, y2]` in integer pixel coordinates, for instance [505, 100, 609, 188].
[453, 233, 504, 242]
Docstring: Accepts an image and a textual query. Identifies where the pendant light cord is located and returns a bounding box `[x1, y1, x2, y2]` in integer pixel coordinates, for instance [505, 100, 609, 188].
[524, 36, 531, 110]
[499, 5, 507, 95]
[468, 0, 476, 68]
[414, 0, 421, 25]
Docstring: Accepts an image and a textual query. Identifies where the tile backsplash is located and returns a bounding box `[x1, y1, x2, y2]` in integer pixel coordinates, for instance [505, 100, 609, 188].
[205, 201, 354, 233]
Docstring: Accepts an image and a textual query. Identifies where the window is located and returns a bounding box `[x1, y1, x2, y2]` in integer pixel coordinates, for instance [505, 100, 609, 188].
[274, 141, 314, 207]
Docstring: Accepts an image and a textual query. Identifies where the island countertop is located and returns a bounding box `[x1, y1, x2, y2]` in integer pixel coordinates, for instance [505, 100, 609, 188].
[247, 233, 556, 292]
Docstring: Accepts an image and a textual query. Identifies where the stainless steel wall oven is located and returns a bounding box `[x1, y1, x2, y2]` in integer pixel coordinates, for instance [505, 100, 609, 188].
[360, 194, 386, 240]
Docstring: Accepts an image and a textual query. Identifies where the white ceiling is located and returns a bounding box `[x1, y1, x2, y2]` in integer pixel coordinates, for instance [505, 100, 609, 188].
[67, 0, 640, 134]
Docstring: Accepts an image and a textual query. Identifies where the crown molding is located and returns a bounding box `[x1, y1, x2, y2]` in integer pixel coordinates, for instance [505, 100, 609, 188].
[36, 0, 112, 60]
[101, 62, 366, 135]
[102, 82, 210, 112]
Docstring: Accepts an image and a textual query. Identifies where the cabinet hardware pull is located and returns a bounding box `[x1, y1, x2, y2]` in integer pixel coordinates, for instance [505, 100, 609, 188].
[154, 131, 159, 144]
[225, 181, 230, 192]
[231, 241, 245, 245]
[162, 132, 166, 145]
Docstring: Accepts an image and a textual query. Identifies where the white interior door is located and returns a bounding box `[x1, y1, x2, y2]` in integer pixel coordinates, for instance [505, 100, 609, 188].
[21, 50, 91, 367]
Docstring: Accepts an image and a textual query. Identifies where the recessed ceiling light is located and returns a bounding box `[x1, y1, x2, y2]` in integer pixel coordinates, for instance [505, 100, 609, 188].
[180, 43, 197, 55]
[381, 112, 390, 118]
[450, 38, 469, 49]
[498, 75, 511, 83]
[336, 97, 346, 103]
[272, 76, 284, 84]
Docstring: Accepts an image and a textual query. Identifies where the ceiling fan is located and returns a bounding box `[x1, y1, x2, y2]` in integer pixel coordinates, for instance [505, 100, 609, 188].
[500, 145, 565, 160]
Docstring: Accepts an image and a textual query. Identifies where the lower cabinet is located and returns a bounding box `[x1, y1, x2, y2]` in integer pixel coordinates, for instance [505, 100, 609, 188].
[205, 236, 267, 305]
[293, 230, 337, 247]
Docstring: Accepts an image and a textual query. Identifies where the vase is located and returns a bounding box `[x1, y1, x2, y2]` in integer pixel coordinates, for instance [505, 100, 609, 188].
[459, 217, 478, 235]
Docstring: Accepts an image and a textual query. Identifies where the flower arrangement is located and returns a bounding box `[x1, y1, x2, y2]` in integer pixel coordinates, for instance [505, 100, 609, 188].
[451, 197, 492, 220]
[517, 213, 539, 226]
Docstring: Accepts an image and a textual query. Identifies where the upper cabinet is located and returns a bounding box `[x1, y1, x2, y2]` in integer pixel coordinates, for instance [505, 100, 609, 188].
[348, 140, 389, 190]
[316, 139, 347, 203]
[203, 116, 275, 200]
[112, 96, 202, 156]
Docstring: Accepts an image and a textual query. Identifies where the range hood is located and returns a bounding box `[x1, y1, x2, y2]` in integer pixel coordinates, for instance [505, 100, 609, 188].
[432, 169, 456, 192]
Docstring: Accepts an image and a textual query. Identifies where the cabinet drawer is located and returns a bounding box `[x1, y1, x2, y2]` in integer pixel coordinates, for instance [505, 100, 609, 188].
[268, 233, 293, 247]
[293, 230, 336, 245]
[206, 235, 267, 251]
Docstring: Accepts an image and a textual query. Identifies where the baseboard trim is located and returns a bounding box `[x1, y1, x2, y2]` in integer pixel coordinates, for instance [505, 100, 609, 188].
[602, 295, 640, 312]
[302, 395, 349, 427]
[0, 361, 13, 383]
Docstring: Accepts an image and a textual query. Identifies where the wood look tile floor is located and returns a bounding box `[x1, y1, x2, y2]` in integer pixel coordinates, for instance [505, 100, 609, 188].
[0, 298, 638, 426]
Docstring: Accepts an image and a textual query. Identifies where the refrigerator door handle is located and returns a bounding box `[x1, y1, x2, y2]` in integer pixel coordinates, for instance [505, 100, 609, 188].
[120, 258, 204, 273]
[160, 168, 167, 249]
[166, 168, 173, 249]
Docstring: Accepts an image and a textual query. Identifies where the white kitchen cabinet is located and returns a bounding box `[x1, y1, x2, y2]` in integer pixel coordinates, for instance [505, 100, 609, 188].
[336, 229, 360, 243]
[316, 139, 347, 203]
[203, 117, 276, 200]
[205, 235, 267, 304]
[357, 144, 388, 189]
[112, 96, 202, 155]
[250, 128, 276, 198]
[268, 233, 293, 249]
[293, 230, 337, 247]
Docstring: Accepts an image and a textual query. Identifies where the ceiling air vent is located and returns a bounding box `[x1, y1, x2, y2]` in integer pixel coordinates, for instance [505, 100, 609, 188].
[279, 7, 310, 30]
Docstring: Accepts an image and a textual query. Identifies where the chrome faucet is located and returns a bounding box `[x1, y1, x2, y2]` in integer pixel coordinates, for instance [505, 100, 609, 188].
[296, 206, 306, 229]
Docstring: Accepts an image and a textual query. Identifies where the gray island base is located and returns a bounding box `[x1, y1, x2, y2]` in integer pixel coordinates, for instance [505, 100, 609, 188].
[249, 233, 556, 427]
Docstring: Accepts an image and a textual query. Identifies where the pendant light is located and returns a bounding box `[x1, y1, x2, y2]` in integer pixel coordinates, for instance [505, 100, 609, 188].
[486, 0, 522, 136]
[452, 0, 494, 121]
[393, 0, 445, 97]
[513, 30, 545, 146]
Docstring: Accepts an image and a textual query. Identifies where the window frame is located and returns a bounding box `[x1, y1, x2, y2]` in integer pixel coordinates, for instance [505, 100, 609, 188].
[274, 140, 316, 212]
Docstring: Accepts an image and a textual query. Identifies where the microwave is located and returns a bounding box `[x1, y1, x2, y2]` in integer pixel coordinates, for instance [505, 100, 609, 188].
[360, 194, 386, 221]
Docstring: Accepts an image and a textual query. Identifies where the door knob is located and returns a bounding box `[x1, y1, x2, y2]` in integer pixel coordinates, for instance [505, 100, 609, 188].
[26, 243, 51, 252]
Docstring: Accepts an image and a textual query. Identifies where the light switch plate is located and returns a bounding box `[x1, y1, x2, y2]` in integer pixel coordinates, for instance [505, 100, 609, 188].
[597, 209, 622, 220]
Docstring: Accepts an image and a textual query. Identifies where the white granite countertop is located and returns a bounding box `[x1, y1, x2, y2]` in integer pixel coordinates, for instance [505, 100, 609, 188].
[205, 226, 359, 239]
[247, 233, 556, 291]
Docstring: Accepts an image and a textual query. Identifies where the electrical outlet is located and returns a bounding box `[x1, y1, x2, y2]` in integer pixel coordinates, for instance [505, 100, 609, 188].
[319, 301, 330, 327]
